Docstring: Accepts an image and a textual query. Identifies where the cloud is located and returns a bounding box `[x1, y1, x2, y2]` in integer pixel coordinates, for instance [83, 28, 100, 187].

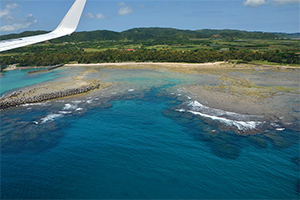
[6, 3, 18, 10]
[272, 0, 300, 5]
[118, 2, 126, 7]
[0, 3, 18, 17]
[0, 13, 37, 32]
[0, 9, 10, 18]
[118, 6, 132, 15]
[0, 3, 37, 32]
[118, 2, 133, 16]
[243, 0, 267, 7]
[244, 0, 299, 7]
[96, 13, 106, 19]
[86, 12, 95, 19]
[86, 12, 106, 20]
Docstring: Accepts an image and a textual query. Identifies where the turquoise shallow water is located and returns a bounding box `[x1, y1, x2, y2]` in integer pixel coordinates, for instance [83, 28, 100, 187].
[0, 68, 63, 96]
[1, 68, 299, 199]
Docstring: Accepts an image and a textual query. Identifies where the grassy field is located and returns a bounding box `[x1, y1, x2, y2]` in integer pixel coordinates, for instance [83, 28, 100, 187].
[75, 39, 299, 53]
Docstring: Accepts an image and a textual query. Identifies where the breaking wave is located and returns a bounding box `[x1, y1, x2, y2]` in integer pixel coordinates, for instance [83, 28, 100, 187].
[39, 102, 85, 123]
[41, 114, 63, 124]
[21, 102, 50, 107]
[63, 103, 78, 110]
[177, 100, 263, 131]
[188, 101, 261, 121]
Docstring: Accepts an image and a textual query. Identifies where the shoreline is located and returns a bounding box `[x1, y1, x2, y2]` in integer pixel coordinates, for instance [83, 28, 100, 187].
[1, 62, 299, 116]
[65, 61, 300, 69]
[3, 66, 56, 71]
[0, 68, 110, 109]
[2, 61, 299, 72]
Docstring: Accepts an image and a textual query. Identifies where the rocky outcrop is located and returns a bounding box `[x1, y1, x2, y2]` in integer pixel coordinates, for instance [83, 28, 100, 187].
[0, 83, 100, 109]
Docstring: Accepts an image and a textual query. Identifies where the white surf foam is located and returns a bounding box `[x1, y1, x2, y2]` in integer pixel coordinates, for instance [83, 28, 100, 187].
[63, 103, 77, 110]
[177, 100, 263, 130]
[188, 110, 262, 130]
[41, 114, 63, 123]
[72, 100, 82, 104]
[271, 122, 281, 127]
[188, 101, 261, 120]
[59, 111, 72, 114]
[128, 89, 135, 92]
[21, 102, 49, 107]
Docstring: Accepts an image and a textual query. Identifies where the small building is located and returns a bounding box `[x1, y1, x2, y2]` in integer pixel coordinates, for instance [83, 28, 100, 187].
[219, 48, 230, 52]
[211, 34, 223, 40]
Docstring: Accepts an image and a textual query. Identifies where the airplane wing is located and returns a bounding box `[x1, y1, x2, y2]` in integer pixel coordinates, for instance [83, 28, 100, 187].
[0, 0, 87, 52]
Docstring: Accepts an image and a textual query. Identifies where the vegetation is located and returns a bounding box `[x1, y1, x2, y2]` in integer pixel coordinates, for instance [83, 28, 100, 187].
[0, 28, 281, 42]
[0, 28, 299, 66]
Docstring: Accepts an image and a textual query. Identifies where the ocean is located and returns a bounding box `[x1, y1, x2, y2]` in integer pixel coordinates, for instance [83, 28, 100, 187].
[1, 65, 299, 199]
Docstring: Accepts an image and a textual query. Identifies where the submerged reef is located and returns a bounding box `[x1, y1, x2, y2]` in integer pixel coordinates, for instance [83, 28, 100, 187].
[1, 63, 299, 156]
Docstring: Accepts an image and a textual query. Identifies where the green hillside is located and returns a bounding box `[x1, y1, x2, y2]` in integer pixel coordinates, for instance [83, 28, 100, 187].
[1, 28, 299, 67]
[0, 28, 280, 43]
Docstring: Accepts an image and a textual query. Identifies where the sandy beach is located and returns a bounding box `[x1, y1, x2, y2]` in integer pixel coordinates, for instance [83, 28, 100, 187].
[65, 61, 299, 70]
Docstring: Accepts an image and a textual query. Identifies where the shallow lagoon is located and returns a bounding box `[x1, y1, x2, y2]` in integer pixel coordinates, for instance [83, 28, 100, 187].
[0, 68, 64, 96]
[1, 64, 299, 199]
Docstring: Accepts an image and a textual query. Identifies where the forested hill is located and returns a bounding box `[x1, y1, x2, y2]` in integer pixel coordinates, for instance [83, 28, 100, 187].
[0, 28, 285, 42]
[272, 32, 300, 39]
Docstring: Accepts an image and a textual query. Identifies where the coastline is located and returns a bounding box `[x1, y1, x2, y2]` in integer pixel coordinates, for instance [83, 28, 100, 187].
[64, 61, 299, 69]
[3, 61, 298, 72]
[1, 61, 299, 141]
[0, 68, 111, 109]
[68, 62, 299, 119]
[1, 62, 299, 118]
[3, 65, 56, 71]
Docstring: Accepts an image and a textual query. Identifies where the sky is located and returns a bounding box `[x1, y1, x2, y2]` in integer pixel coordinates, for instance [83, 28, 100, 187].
[0, 0, 299, 35]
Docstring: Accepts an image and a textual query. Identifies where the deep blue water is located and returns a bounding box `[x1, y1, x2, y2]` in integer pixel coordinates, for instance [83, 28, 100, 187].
[1, 68, 299, 199]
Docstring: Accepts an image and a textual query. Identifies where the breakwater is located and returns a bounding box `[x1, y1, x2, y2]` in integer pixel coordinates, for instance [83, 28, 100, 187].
[27, 64, 64, 74]
[0, 83, 100, 109]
